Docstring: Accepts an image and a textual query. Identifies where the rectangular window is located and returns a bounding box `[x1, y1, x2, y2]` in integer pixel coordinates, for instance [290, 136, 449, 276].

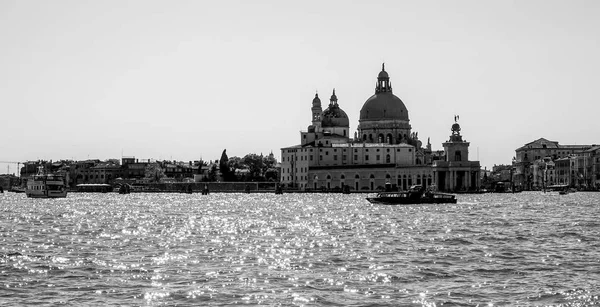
[365, 155, 369, 161]
[326, 151, 329, 155]
[334, 155, 338, 160]
[376, 155, 380, 161]
[334, 149, 337, 152]
[343, 155, 347, 160]
[310, 156, 313, 161]
[320, 155, 323, 161]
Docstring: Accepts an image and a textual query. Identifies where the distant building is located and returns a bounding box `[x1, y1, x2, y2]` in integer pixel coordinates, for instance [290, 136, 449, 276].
[514, 138, 599, 190]
[281, 64, 481, 192]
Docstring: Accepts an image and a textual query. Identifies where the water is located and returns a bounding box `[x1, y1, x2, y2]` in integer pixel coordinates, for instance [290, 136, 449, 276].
[1, 192, 599, 306]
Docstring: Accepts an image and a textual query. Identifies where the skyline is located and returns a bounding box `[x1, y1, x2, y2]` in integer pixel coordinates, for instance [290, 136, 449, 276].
[2, 0, 600, 174]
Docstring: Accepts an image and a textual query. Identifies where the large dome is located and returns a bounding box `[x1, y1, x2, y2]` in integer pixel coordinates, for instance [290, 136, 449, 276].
[359, 64, 409, 121]
[360, 92, 409, 121]
[321, 105, 349, 127]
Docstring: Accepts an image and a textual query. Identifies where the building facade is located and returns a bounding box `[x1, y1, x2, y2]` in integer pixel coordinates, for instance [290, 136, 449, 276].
[281, 64, 481, 192]
[513, 138, 599, 190]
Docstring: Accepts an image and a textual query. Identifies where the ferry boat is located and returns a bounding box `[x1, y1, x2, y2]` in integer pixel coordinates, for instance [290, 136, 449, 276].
[25, 167, 67, 198]
[366, 185, 457, 205]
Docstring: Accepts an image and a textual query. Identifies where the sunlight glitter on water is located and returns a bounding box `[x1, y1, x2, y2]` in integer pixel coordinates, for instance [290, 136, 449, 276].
[1, 191, 600, 306]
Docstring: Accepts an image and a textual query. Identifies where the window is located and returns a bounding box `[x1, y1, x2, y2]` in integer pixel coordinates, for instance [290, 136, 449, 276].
[386, 155, 391, 163]
[320, 155, 323, 161]
[354, 155, 358, 160]
[343, 155, 347, 160]
[376, 155, 380, 161]
[334, 155, 338, 160]
[365, 155, 369, 161]
[326, 151, 329, 155]
[310, 156, 313, 161]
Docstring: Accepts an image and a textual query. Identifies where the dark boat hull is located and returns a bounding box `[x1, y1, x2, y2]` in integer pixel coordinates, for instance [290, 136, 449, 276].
[366, 197, 457, 205]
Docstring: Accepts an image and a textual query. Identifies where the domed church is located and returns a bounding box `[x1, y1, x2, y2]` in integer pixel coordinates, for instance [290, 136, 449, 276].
[281, 64, 481, 192]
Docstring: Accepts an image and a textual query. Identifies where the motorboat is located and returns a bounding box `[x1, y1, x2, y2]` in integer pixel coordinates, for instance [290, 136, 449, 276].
[366, 185, 457, 205]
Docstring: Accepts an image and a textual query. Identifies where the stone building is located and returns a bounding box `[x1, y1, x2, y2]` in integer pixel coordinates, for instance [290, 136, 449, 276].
[513, 138, 597, 189]
[281, 64, 481, 192]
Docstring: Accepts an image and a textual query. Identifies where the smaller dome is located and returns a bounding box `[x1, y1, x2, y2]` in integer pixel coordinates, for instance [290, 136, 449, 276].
[321, 105, 349, 128]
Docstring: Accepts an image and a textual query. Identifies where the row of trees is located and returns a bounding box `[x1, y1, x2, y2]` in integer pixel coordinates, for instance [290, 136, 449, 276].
[143, 149, 278, 183]
[219, 150, 278, 182]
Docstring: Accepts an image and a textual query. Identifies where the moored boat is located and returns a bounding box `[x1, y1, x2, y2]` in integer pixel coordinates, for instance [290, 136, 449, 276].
[366, 185, 457, 205]
[25, 167, 67, 198]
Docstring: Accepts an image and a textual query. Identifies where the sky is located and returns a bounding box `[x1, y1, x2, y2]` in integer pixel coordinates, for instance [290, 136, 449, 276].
[1, 0, 599, 174]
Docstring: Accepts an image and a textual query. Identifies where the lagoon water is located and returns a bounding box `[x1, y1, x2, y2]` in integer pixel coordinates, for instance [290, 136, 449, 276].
[1, 191, 599, 306]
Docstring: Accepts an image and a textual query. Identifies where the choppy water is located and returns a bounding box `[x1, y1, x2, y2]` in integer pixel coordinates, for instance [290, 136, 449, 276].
[1, 191, 599, 306]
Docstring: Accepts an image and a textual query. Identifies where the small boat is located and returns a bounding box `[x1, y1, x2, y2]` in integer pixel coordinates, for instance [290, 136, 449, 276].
[25, 167, 67, 198]
[366, 185, 457, 205]
[118, 184, 132, 194]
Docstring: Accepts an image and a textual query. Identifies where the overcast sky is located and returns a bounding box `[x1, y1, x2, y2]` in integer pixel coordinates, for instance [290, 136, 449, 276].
[1, 0, 599, 174]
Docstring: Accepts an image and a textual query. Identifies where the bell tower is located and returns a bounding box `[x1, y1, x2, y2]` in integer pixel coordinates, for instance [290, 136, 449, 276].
[311, 92, 322, 127]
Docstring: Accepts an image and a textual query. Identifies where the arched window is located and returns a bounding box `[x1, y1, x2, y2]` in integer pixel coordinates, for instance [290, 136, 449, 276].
[455, 151, 462, 162]
[355, 174, 360, 179]
[326, 174, 331, 180]
[386, 133, 393, 144]
[363, 134, 367, 141]
[370, 174, 375, 179]
[341, 174, 345, 179]
[385, 174, 391, 179]
[378, 134, 384, 143]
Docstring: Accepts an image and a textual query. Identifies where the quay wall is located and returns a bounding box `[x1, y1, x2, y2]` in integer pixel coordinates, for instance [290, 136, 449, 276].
[132, 182, 278, 193]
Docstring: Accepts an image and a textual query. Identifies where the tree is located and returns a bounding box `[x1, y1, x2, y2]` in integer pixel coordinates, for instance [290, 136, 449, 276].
[242, 153, 265, 180]
[145, 163, 165, 183]
[219, 149, 234, 181]
[207, 164, 218, 181]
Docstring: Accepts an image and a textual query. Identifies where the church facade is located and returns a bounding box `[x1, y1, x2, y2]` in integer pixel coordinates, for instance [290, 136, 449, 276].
[280, 64, 481, 192]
